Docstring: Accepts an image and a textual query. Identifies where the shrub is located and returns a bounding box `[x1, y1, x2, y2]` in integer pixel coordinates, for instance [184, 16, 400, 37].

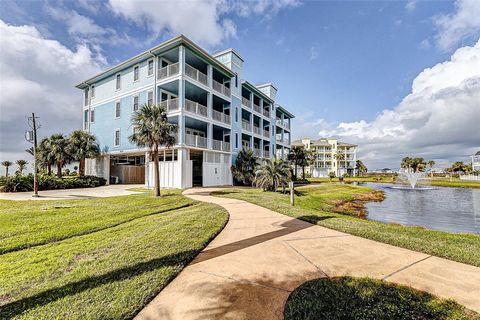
[0, 174, 106, 192]
[329, 172, 336, 180]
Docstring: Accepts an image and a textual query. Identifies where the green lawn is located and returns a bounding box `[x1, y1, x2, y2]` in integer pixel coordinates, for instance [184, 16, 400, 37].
[307, 176, 480, 188]
[284, 277, 479, 320]
[0, 190, 228, 319]
[308, 176, 396, 184]
[213, 185, 480, 267]
[430, 178, 480, 189]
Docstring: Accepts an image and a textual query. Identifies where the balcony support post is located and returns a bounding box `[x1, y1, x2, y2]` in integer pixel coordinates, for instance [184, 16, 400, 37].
[207, 65, 213, 88]
[179, 45, 185, 76]
[207, 92, 212, 119]
[208, 123, 213, 149]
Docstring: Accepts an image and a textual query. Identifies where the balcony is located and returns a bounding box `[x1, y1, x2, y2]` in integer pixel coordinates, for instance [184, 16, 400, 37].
[213, 80, 231, 97]
[242, 97, 251, 108]
[158, 63, 179, 80]
[185, 63, 208, 86]
[185, 133, 207, 148]
[253, 103, 261, 114]
[263, 109, 270, 117]
[212, 140, 230, 152]
[253, 125, 261, 135]
[242, 120, 251, 131]
[263, 129, 270, 138]
[263, 150, 270, 158]
[160, 98, 179, 112]
[212, 109, 231, 125]
[276, 119, 290, 129]
[185, 99, 208, 117]
[253, 148, 262, 157]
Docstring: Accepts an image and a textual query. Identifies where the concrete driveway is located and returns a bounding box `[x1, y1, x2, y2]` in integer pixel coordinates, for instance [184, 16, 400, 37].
[0, 184, 145, 200]
[136, 187, 480, 320]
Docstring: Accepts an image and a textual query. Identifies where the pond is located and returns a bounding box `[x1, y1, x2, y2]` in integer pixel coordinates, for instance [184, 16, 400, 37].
[361, 183, 480, 234]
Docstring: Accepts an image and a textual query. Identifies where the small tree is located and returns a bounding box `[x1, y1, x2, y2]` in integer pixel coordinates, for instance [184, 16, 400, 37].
[329, 171, 336, 181]
[427, 160, 435, 177]
[50, 133, 72, 178]
[253, 158, 291, 192]
[16, 160, 28, 175]
[231, 149, 258, 186]
[356, 160, 367, 176]
[67, 130, 100, 176]
[287, 146, 305, 180]
[1, 160, 13, 177]
[129, 104, 177, 197]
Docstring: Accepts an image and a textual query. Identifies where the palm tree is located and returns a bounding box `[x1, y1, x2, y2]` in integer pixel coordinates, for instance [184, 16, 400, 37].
[49, 133, 71, 178]
[67, 130, 100, 176]
[287, 146, 305, 179]
[36, 137, 55, 175]
[16, 160, 28, 175]
[1, 160, 13, 177]
[356, 160, 367, 176]
[334, 151, 347, 177]
[401, 156, 426, 172]
[427, 160, 435, 177]
[231, 149, 258, 186]
[129, 104, 177, 197]
[253, 158, 291, 192]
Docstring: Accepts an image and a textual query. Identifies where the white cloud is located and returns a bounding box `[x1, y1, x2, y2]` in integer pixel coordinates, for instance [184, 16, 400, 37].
[0, 20, 104, 163]
[309, 46, 318, 61]
[405, 0, 417, 11]
[108, 0, 300, 48]
[296, 39, 480, 170]
[434, 0, 480, 51]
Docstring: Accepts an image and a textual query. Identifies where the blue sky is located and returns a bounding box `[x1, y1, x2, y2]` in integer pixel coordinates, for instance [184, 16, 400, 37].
[0, 0, 479, 169]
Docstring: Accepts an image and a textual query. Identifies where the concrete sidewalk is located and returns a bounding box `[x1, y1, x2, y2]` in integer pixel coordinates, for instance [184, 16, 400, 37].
[136, 188, 480, 320]
[0, 184, 144, 200]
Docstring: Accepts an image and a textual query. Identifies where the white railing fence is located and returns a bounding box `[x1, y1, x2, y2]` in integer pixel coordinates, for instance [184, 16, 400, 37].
[212, 109, 231, 124]
[158, 63, 179, 80]
[242, 97, 251, 108]
[160, 98, 179, 112]
[185, 63, 208, 86]
[185, 133, 207, 148]
[212, 140, 231, 152]
[185, 99, 208, 117]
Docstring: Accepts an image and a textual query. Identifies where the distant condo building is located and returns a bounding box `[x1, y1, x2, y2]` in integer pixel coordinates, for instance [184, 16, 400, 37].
[292, 138, 357, 177]
[77, 35, 294, 188]
[472, 151, 480, 172]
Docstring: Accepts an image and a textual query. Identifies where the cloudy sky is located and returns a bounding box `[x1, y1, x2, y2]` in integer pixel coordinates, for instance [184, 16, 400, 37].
[0, 0, 479, 170]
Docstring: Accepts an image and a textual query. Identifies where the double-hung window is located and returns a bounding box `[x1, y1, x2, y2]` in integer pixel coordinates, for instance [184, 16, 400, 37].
[133, 95, 139, 111]
[116, 74, 121, 90]
[147, 91, 153, 106]
[84, 88, 89, 106]
[133, 66, 139, 81]
[84, 110, 89, 130]
[114, 129, 120, 147]
[90, 109, 95, 123]
[115, 101, 121, 118]
[91, 85, 95, 98]
[148, 59, 154, 76]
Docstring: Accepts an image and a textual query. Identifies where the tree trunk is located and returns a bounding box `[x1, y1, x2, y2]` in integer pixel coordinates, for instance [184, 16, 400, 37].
[153, 145, 161, 197]
[79, 158, 85, 176]
[302, 166, 305, 179]
[294, 165, 298, 180]
[47, 163, 52, 176]
[5, 167, 8, 177]
[57, 163, 62, 178]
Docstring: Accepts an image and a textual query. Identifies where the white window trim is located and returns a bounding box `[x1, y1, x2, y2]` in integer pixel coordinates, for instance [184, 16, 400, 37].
[147, 90, 154, 106]
[132, 95, 139, 112]
[115, 100, 121, 119]
[133, 65, 140, 83]
[147, 59, 154, 77]
[90, 109, 95, 123]
[115, 73, 122, 91]
[114, 129, 121, 147]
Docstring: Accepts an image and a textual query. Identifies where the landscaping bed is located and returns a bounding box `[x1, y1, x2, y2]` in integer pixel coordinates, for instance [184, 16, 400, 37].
[284, 277, 479, 320]
[0, 190, 228, 319]
[0, 174, 106, 192]
[213, 184, 480, 267]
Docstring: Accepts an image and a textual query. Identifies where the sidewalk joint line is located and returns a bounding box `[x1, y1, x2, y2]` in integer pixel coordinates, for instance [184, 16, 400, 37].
[382, 255, 432, 281]
[284, 234, 351, 242]
[283, 241, 329, 278]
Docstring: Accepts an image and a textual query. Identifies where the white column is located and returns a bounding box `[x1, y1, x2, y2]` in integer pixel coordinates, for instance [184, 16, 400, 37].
[207, 92, 213, 119]
[208, 123, 213, 149]
[207, 65, 213, 88]
[179, 45, 185, 75]
[145, 151, 150, 188]
[249, 92, 253, 108]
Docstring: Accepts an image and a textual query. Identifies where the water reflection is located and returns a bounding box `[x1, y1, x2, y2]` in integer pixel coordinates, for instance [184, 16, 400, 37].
[361, 183, 480, 234]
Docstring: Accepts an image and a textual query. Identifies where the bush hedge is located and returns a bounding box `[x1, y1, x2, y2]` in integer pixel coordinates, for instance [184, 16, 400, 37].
[0, 174, 106, 192]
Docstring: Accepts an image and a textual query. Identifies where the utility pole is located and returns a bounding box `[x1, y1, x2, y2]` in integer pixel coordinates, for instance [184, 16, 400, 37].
[26, 113, 40, 197]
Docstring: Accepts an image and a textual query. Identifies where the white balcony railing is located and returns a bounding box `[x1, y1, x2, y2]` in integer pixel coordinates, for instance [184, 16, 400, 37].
[158, 62, 179, 80]
[263, 109, 270, 117]
[242, 97, 251, 108]
[185, 63, 208, 86]
[253, 103, 261, 114]
[253, 148, 262, 157]
[242, 120, 251, 131]
[213, 79, 231, 97]
[253, 126, 261, 135]
[185, 99, 208, 117]
[212, 140, 230, 152]
[185, 133, 207, 148]
[212, 109, 231, 125]
[263, 150, 270, 158]
[263, 129, 270, 138]
[160, 98, 179, 112]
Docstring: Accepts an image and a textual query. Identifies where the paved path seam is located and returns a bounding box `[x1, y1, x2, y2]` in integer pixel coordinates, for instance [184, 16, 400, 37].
[382, 255, 432, 281]
[282, 240, 329, 278]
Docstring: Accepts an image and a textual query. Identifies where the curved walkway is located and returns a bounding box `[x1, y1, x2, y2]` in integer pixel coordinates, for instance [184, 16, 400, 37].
[136, 187, 480, 320]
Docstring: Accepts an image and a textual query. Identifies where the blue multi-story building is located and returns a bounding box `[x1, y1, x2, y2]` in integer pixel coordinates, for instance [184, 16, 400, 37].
[77, 35, 294, 187]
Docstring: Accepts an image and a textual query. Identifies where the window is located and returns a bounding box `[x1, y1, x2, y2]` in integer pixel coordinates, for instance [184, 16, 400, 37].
[148, 59, 154, 76]
[115, 101, 121, 118]
[235, 73, 238, 87]
[91, 85, 95, 98]
[133, 66, 139, 81]
[147, 91, 153, 106]
[84, 110, 89, 129]
[133, 95, 139, 111]
[84, 88, 89, 106]
[90, 109, 95, 123]
[235, 133, 238, 148]
[116, 74, 121, 90]
[114, 129, 120, 146]
[235, 107, 238, 122]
